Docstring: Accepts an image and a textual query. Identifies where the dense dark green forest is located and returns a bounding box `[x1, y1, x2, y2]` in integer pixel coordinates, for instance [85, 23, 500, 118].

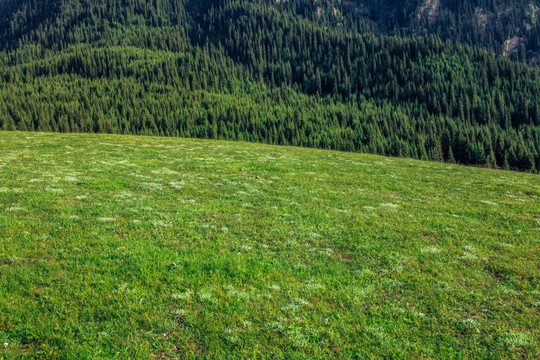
[0, 0, 539, 171]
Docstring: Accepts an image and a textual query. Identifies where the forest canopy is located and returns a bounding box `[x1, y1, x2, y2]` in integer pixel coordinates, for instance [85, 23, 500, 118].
[0, 0, 538, 171]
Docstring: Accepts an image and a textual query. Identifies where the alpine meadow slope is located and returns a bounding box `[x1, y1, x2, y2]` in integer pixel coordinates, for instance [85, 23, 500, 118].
[0, 0, 539, 171]
[1, 1, 539, 359]
[0, 131, 539, 358]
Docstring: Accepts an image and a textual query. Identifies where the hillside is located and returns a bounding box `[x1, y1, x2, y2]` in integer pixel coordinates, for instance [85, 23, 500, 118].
[1, 0, 538, 59]
[302, 0, 540, 63]
[0, 131, 539, 358]
[1, 1, 539, 60]
[0, 0, 539, 172]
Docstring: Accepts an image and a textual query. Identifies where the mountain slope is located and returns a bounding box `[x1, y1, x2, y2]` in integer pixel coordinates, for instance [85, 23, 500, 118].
[297, 0, 540, 62]
[0, 0, 538, 171]
[1, 0, 539, 59]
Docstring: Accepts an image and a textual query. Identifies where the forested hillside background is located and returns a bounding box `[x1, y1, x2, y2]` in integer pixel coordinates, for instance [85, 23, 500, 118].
[0, 0, 539, 171]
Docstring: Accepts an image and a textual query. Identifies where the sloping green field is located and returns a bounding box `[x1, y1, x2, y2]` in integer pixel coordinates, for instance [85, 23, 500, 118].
[0, 132, 538, 359]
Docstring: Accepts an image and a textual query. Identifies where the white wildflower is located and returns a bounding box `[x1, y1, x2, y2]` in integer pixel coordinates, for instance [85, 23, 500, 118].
[303, 279, 325, 290]
[267, 318, 286, 332]
[240, 245, 252, 252]
[242, 320, 252, 328]
[45, 186, 64, 193]
[222, 328, 238, 344]
[421, 246, 441, 254]
[170, 309, 186, 319]
[463, 318, 478, 327]
[168, 181, 184, 189]
[461, 253, 478, 261]
[150, 220, 171, 227]
[380, 203, 399, 210]
[139, 182, 163, 191]
[198, 290, 217, 304]
[171, 291, 192, 300]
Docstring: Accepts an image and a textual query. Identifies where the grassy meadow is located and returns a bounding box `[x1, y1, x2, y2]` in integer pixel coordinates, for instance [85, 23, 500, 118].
[0, 131, 538, 359]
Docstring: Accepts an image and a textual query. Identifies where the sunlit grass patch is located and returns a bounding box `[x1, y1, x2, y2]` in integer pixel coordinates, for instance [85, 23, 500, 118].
[0, 132, 538, 359]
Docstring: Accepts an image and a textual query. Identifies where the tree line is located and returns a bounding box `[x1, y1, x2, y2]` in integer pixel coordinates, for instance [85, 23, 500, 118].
[0, 0, 538, 171]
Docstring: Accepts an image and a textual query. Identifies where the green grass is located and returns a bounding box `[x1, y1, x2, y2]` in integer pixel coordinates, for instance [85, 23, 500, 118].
[0, 131, 538, 359]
